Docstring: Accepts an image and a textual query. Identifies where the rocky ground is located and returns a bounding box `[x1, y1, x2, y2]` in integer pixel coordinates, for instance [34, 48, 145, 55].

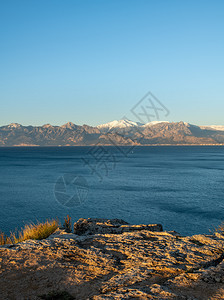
[0, 218, 224, 300]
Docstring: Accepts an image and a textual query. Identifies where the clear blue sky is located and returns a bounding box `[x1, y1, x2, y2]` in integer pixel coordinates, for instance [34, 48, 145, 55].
[1, 0, 224, 126]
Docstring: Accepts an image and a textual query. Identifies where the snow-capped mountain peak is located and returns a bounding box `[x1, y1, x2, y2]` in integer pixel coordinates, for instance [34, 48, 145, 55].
[97, 119, 140, 131]
[8, 123, 22, 128]
[142, 121, 169, 127]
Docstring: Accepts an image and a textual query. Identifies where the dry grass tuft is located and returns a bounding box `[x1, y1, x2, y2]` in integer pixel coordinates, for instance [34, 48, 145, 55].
[0, 219, 58, 245]
[215, 222, 224, 234]
[0, 232, 14, 245]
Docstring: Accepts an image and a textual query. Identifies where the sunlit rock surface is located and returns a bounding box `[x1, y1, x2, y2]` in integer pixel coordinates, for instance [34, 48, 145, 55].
[0, 218, 224, 299]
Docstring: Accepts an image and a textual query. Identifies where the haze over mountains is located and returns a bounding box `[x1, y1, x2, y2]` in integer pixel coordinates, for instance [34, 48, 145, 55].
[1, 120, 224, 146]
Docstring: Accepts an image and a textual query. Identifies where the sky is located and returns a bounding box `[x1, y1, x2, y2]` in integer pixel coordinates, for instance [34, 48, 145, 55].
[0, 0, 224, 127]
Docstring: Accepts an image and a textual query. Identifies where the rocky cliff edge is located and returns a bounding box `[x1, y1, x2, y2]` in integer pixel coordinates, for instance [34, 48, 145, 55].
[0, 218, 224, 299]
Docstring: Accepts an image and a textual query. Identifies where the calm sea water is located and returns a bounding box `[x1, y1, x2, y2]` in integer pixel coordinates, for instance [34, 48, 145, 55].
[0, 146, 224, 236]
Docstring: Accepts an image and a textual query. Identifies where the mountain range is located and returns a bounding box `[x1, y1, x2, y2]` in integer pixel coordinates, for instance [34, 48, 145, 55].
[1, 120, 224, 146]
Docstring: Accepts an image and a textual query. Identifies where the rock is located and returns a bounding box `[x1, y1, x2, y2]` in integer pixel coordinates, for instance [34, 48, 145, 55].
[0, 218, 224, 300]
[73, 218, 163, 235]
[215, 276, 221, 283]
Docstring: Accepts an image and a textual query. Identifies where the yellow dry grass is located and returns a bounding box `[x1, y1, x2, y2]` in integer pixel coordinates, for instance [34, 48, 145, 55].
[0, 219, 58, 245]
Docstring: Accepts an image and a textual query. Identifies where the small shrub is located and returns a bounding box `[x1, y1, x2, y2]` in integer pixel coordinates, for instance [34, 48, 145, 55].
[63, 215, 72, 233]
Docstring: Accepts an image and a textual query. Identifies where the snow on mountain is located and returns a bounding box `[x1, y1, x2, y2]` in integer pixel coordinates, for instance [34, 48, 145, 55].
[142, 121, 170, 127]
[97, 119, 140, 131]
[8, 123, 22, 128]
[199, 125, 224, 131]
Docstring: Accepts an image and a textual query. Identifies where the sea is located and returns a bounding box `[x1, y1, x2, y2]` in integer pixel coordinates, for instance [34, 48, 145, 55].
[0, 146, 224, 236]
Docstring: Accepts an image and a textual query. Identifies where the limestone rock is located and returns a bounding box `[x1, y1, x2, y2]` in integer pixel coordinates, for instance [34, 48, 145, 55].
[73, 218, 163, 235]
[0, 218, 224, 299]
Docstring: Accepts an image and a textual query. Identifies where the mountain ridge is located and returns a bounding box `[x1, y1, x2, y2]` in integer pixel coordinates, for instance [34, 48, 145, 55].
[1, 120, 224, 146]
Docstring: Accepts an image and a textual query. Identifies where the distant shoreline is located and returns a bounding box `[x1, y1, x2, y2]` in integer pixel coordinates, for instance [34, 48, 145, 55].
[0, 144, 224, 148]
